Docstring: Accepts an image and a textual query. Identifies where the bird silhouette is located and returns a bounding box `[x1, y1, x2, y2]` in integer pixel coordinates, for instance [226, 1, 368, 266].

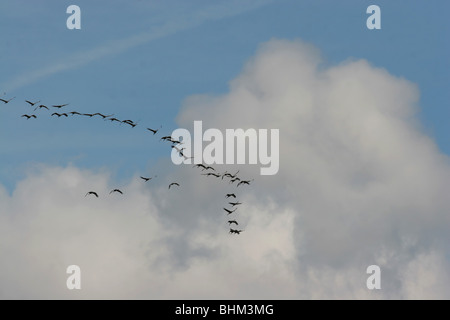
[146, 126, 161, 135]
[85, 191, 99, 198]
[193, 164, 207, 170]
[109, 189, 123, 195]
[229, 228, 244, 235]
[69, 111, 82, 116]
[52, 103, 69, 108]
[202, 172, 221, 178]
[229, 201, 242, 207]
[51, 112, 68, 117]
[168, 182, 180, 189]
[237, 179, 252, 187]
[0, 96, 15, 103]
[21, 114, 37, 119]
[223, 207, 237, 215]
[25, 100, 40, 106]
[228, 220, 239, 226]
[225, 193, 237, 198]
[140, 175, 156, 182]
[34, 104, 49, 111]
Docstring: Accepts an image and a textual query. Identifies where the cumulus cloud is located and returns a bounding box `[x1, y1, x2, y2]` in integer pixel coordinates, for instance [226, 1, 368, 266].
[1, 38, 449, 299]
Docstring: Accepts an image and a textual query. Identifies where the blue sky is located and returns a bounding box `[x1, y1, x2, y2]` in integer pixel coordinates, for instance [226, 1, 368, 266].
[1, 0, 448, 191]
[1, 1, 450, 299]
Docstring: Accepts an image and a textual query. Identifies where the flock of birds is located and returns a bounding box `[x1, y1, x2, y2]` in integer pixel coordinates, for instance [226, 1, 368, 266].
[2, 94, 253, 235]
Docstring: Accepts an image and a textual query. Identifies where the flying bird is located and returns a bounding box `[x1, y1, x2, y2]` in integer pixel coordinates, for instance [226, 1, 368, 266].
[25, 100, 40, 106]
[225, 193, 236, 199]
[146, 126, 161, 135]
[237, 179, 253, 187]
[85, 191, 99, 198]
[228, 220, 239, 226]
[229, 228, 244, 235]
[106, 117, 121, 123]
[230, 177, 241, 184]
[52, 103, 69, 108]
[140, 175, 156, 182]
[193, 164, 207, 170]
[168, 182, 180, 189]
[93, 113, 113, 118]
[51, 112, 68, 117]
[109, 189, 123, 195]
[34, 104, 49, 111]
[0, 96, 15, 103]
[69, 111, 82, 116]
[223, 207, 237, 215]
[202, 172, 221, 178]
[21, 114, 37, 119]
[203, 166, 215, 172]
[229, 201, 242, 207]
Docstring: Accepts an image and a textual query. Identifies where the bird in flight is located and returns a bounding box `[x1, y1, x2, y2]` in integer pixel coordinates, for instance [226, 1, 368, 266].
[146, 126, 161, 135]
[229, 228, 244, 235]
[109, 189, 123, 195]
[237, 179, 253, 187]
[228, 220, 239, 226]
[93, 113, 113, 119]
[21, 114, 37, 119]
[202, 172, 221, 178]
[193, 164, 207, 170]
[225, 193, 236, 199]
[25, 100, 40, 106]
[51, 112, 68, 117]
[34, 104, 49, 111]
[85, 191, 99, 198]
[69, 111, 82, 116]
[229, 201, 242, 207]
[82, 113, 94, 117]
[140, 175, 156, 182]
[106, 117, 121, 123]
[52, 103, 69, 108]
[223, 207, 237, 215]
[168, 182, 180, 189]
[0, 96, 15, 103]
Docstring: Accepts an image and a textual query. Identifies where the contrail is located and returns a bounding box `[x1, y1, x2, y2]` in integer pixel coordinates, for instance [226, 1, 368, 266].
[2, 0, 273, 92]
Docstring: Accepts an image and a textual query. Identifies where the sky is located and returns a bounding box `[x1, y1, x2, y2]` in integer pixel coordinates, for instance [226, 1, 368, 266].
[0, 0, 449, 299]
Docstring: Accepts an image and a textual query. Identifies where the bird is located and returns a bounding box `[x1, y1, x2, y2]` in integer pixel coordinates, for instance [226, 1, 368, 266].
[229, 228, 244, 235]
[203, 166, 215, 172]
[146, 126, 161, 135]
[123, 121, 137, 128]
[93, 113, 113, 118]
[85, 191, 99, 197]
[21, 114, 37, 119]
[52, 103, 69, 108]
[229, 201, 242, 207]
[193, 164, 207, 170]
[82, 113, 94, 117]
[69, 111, 82, 116]
[160, 136, 172, 141]
[140, 175, 156, 182]
[168, 182, 180, 189]
[25, 100, 40, 106]
[228, 220, 239, 226]
[237, 179, 253, 187]
[223, 208, 237, 215]
[51, 112, 68, 117]
[225, 193, 236, 199]
[0, 96, 15, 103]
[230, 177, 241, 184]
[34, 104, 49, 111]
[106, 117, 121, 123]
[202, 172, 221, 178]
[109, 189, 123, 195]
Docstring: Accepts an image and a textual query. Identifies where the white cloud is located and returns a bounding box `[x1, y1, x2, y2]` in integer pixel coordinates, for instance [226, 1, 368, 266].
[1, 38, 450, 299]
